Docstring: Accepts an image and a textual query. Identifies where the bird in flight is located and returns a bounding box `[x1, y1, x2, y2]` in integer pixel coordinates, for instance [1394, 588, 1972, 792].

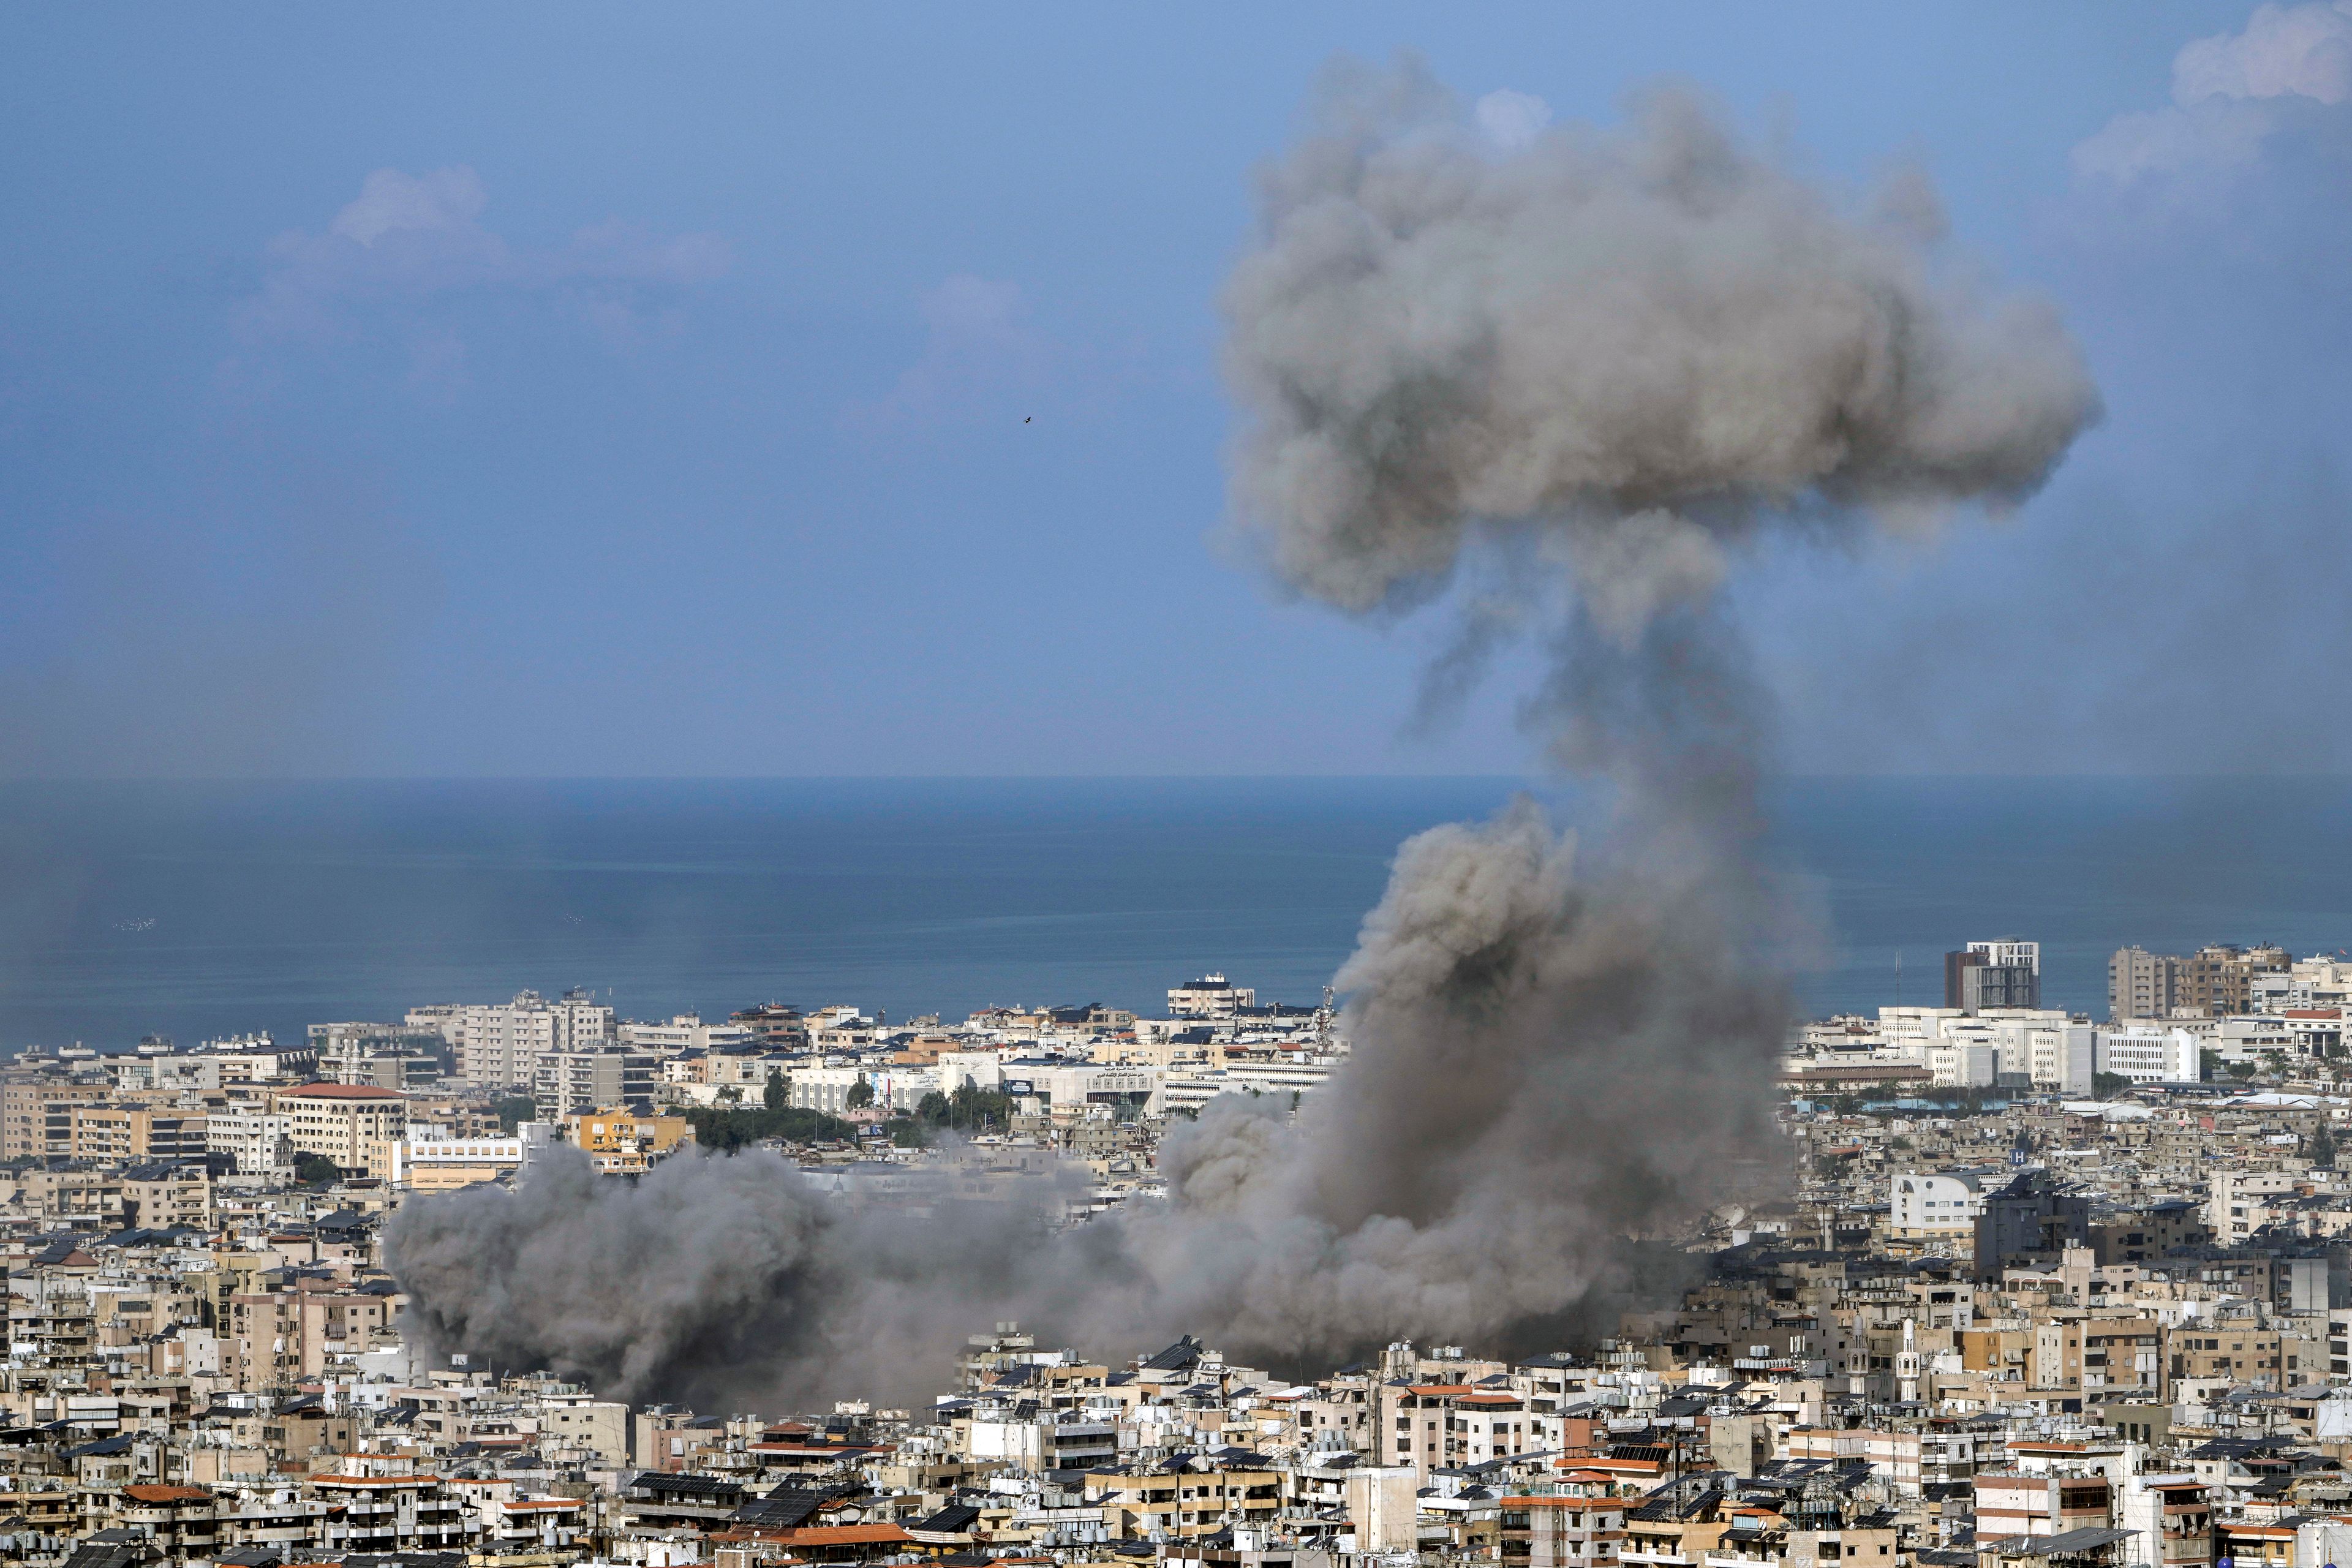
[1023, 416, 1032, 423]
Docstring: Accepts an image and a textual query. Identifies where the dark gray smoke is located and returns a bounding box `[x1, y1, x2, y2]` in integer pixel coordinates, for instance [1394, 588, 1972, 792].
[386, 58, 2097, 1409]
[388, 1144, 1104, 1409]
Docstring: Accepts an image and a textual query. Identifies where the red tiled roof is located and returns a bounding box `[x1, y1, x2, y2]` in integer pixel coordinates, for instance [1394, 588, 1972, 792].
[780, 1525, 914, 1546]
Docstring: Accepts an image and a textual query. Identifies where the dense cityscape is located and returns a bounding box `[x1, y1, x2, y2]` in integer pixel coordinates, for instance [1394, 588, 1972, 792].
[7, 4, 2341, 1568]
[4, 937, 2352, 1568]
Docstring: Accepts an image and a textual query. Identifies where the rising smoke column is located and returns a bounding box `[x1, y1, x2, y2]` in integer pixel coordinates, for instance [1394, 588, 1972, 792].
[1114, 56, 2097, 1354]
[385, 59, 2098, 1407]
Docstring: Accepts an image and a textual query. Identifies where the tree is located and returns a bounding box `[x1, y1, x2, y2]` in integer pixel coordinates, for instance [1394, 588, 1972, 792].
[2314, 1120, 2339, 1169]
[491, 1095, 538, 1134]
[764, 1068, 788, 1112]
[2199, 1048, 2223, 1082]
[2092, 1071, 2132, 1101]
[845, 1077, 875, 1111]
[913, 1083, 1015, 1132]
[293, 1152, 341, 1186]
[682, 1104, 857, 1152]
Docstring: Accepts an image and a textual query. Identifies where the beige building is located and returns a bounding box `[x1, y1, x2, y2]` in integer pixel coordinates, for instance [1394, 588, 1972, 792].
[561, 1107, 695, 1174]
[2, 1082, 105, 1159]
[388, 1128, 545, 1192]
[271, 1082, 407, 1175]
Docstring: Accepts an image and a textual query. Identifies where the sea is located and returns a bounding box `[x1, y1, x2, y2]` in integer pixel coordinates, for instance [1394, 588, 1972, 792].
[2, 776, 2350, 1055]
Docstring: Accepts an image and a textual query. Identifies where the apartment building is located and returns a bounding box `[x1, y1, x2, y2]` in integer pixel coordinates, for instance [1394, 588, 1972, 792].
[2209, 1170, 2303, 1245]
[2111, 944, 2291, 1020]
[561, 1107, 695, 1174]
[407, 989, 614, 1090]
[2167, 1319, 2288, 1387]
[1499, 1498, 1624, 1568]
[1167, 973, 1256, 1019]
[533, 1046, 656, 1121]
[271, 1082, 407, 1176]
[1890, 1172, 1986, 1240]
[226, 1288, 396, 1392]
[2, 1082, 104, 1158]
[1974, 1473, 2113, 1538]
[387, 1125, 549, 1191]
[206, 1106, 295, 1177]
[618, 1014, 756, 1054]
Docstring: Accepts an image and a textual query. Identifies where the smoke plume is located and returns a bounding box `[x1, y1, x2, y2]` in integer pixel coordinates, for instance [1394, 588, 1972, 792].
[386, 58, 2097, 1409]
[1225, 59, 2098, 638]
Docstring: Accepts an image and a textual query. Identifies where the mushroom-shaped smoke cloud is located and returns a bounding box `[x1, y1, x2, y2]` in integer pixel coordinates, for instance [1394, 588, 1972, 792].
[1226, 59, 2099, 643]
[386, 59, 2099, 1411]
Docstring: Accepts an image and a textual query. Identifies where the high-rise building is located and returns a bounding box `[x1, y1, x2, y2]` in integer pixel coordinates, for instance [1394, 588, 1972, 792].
[406, 989, 615, 1090]
[533, 1046, 657, 1123]
[2177, 943, 2290, 1017]
[2108, 946, 2173, 1022]
[2107, 943, 2288, 1020]
[1946, 939, 2040, 1013]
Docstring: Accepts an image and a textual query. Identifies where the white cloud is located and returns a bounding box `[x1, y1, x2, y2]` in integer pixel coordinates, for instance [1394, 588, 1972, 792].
[843, 273, 1052, 431]
[2174, 0, 2352, 104]
[1474, 88, 1553, 151]
[328, 166, 496, 246]
[2074, 1, 2352, 181]
[234, 165, 731, 364]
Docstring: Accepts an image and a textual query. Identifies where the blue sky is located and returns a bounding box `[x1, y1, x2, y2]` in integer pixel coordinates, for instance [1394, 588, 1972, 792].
[2, 2, 2345, 777]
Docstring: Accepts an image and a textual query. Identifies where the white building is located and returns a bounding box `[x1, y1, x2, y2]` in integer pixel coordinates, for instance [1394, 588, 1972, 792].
[1168, 973, 1255, 1020]
[1928, 1042, 1996, 1088]
[2029, 1023, 2097, 1096]
[1033, 1064, 1162, 1113]
[388, 1123, 554, 1191]
[2095, 1027, 2203, 1084]
[936, 1050, 1006, 1095]
[1890, 1173, 1989, 1240]
[108, 1055, 223, 1093]
[617, 1014, 756, 1055]
[789, 1065, 937, 1115]
[1878, 1008, 1967, 1064]
[206, 1106, 295, 1177]
[408, 989, 614, 1090]
[1969, 938, 2041, 974]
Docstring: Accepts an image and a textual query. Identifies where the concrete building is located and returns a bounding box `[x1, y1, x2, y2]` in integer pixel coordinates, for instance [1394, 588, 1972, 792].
[388, 1125, 552, 1191]
[533, 1046, 656, 1121]
[1975, 1170, 2092, 1279]
[271, 1082, 407, 1177]
[560, 1107, 695, 1173]
[618, 1014, 756, 1054]
[1167, 973, 1255, 1019]
[790, 1064, 934, 1115]
[1891, 1172, 1986, 1240]
[407, 989, 614, 1090]
[2095, 1026, 2203, 1084]
[2111, 944, 2291, 1021]
[206, 1105, 296, 1177]
[1950, 940, 2041, 1012]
